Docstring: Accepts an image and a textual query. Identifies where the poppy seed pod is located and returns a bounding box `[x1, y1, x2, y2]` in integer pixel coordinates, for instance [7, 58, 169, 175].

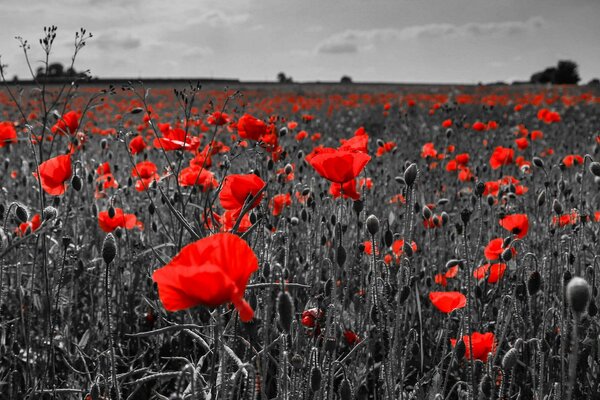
[279, 126, 288, 137]
[15, 204, 28, 223]
[277, 291, 294, 333]
[366, 214, 379, 235]
[566, 276, 590, 314]
[502, 348, 518, 370]
[291, 354, 303, 370]
[589, 161, 600, 177]
[102, 233, 117, 264]
[403, 163, 418, 186]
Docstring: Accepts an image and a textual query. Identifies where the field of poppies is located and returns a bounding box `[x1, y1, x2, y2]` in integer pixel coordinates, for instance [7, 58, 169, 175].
[2, 38, 600, 400]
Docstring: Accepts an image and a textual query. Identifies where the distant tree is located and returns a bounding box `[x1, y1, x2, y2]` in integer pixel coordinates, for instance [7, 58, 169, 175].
[35, 62, 86, 80]
[588, 78, 600, 87]
[554, 60, 580, 84]
[530, 67, 556, 84]
[340, 75, 353, 84]
[277, 72, 293, 83]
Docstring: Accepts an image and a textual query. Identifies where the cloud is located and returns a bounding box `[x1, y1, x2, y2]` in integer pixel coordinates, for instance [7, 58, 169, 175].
[193, 10, 250, 28]
[316, 16, 545, 54]
[95, 32, 142, 50]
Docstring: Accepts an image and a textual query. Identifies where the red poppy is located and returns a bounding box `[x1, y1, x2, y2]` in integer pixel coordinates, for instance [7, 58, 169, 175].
[219, 210, 252, 233]
[0, 121, 17, 147]
[473, 263, 507, 283]
[33, 154, 72, 196]
[98, 208, 144, 232]
[17, 214, 41, 236]
[152, 233, 258, 322]
[421, 142, 438, 159]
[484, 238, 515, 261]
[562, 155, 584, 168]
[132, 161, 160, 192]
[442, 119, 452, 128]
[552, 211, 580, 227]
[309, 149, 371, 184]
[207, 111, 230, 126]
[339, 135, 369, 153]
[343, 330, 360, 346]
[295, 130, 308, 141]
[301, 308, 324, 328]
[237, 114, 267, 141]
[489, 146, 514, 170]
[178, 167, 218, 190]
[270, 193, 292, 216]
[429, 291, 466, 313]
[153, 126, 200, 151]
[391, 239, 418, 259]
[531, 130, 543, 141]
[515, 138, 529, 150]
[499, 214, 529, 238]
[51, 111, 80, 135]
[376, 141, 396, 157]
[472, 121, 486, 132]
[129, 135, 147, 154]
[330, 179, 361, 200]
[450, 332, 496, 362]
[219, 174, 266, 218]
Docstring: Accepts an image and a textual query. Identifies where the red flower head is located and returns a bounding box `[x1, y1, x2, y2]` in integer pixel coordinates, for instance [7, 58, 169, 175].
[129, 135, 147, 154]
[562, 155, 583, 168]
[309, 149, 371, 184]
[343, 330, 360, 346]
[270, 193, 292, 216]
[0, 121, 18, 147]
[429, 291, 466, 313]
[450, 332, 496, 362]
[330, 179, 361, 200]
[219, 174, 266, 218]
[152, 233, 258, 322]
[132, 161, 160, 192]
[207, 111, 230, 126]
[339, 135, 369, 153]
[515, 138, 529, 150]
[301, 308, 324, 328]
[473, 263, 507, 283]
[179, 167, 218, 191]
[51, 111, 80, 135]
[484, 238, 515, 261]
[499, 214, 529, 238]
[33, 154, 72, 196]
[237, 114, 267, 141]
[472, 121, 486, 132]
[98, 208, 143, 233]
[489, 146, 514, 170]
[17, 214, 41, 236]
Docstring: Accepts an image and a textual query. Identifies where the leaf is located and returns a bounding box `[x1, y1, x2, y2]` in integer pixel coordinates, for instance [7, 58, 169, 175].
[78, 329, 91, 349]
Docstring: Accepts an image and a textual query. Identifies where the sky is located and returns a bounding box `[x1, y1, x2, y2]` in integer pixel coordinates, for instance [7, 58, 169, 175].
[0, 0, 599, 84]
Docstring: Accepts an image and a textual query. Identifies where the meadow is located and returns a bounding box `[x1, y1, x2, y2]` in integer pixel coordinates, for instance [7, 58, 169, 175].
[1, 35, 600, 400]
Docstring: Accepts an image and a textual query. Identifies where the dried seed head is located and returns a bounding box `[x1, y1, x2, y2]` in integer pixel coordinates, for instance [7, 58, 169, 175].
[277, 291, 294, 333]
[291, 354, 304, 370]
[566, 276, 591, 315]
[403, 163, 418, 186]
[460, 208, 471, 226]
[366, 214, 379, 235]
[384, 229, 393, 247]
[102, 233, 117, 264]
[352, 199, 364, 214]
[108, 206, 116, 219]
[42, 206, 58, 221]
[502, 348, 519, 370]
[399, 285, 410, 304]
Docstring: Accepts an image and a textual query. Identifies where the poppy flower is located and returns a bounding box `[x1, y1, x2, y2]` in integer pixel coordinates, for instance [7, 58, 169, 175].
[489, 146, 514, 170]
[0, 121, 17, 147]
[295, 130, 308, 141]
[376, 141, 396, 157]
[51, 111, 80, 135]
[132, 161, 160, 192]
[343, 330, 360, 346]
[429, 291, 466, 313]
[178, 167, 218, 190]
[220, 210, 252, 233]
[339, 135, 369, 153]
[207, 111, 230, 126]
[472, 121, 486, 132]
[129, 135, 147, 154]
[484, 238, 515, 261]
[552, 211, 580, 227]
[301, 308, 323, 328]
[421, 142, 438, 159]
[33, 154, 72, 196]
[98, 208, 144, 232]
[391, 239, 418, 259]
[237, 114, 267, 141]
[442, 119, 452, 128]
[330, 179, 361, 200]
[270, 193, 292, 216]
[499, 214, 529, 238]
[473, 263, 507, 283]
[309, 149, 371, 184]
[531, 130, 543, 141]
[152, 233, 258, 322]
[450, 332, 496, 362]
[515, 138, 529, 150]
[562, 155, 583, 168]
[153, 126, 200, 151]
[219, 174, 266, 218]
[17, 214, 41, 236]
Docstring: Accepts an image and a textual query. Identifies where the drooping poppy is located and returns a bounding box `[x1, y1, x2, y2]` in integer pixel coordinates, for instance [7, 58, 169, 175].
[219, 174, 266, 218]
[129, 135, 147, 154]
[309, 149, 371, 184]
[17, 214, 41, 236]
[473, 263, 507, 283]
[429, 291, 467, 313]
[499, 214, 529, 238]
[484, 238, 515, 261]
[0, 121, 17, 147]
[33, 154, 73, 196]
[98, 208, 144, 233]
[237, 114, 267, 141]
[152, 233, 258, 322]
[51, 111, 80, 135]
[490, 146, 514, 170]
[450, 332, 496, 362]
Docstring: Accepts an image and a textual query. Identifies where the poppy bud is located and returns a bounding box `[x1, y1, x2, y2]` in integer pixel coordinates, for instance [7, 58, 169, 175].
[446, 128, 453, 138]
[15, 204, 28, 223]
[441, 212, 449, 226]
[404, 163, 418, 186]
[102, 233, 117, 265]
[324, 336, 336, 353]
[310, 366, 322, 392]
[588, 301, 597, 317]
[376, 139, 385, 147]
[403, 242, 413, 257]
[384, 229, 393, 247]
[279, 127, 288, 137]
[90, 383, 100, 400]
[42, 206, 58, 221]
[552, 199, 563, 215]
[537, 190, 546, 207]
[339, 377, 353, 400]
[527, 271, 541, 295]
[454, 339, 466, 359]
[108, 206, 116, 219]
[460, 208, 471, 226]
[71, 175, 82, 191]
[563, 270, 572, 285]
[337, 245, 347, 267]
[500, 248, 513, 262]
[566, 276, 590, 315]
[422, 205, 432, 220]
[589, 162, 600, 177]
[291, 353, 303, 370]
[487, 195, 494, 207]
[290, 216, 299, 226]
[399, 285, 410, 304]
[394, 176, 405, 185]
[148, 203, 155, 215]
[532, 157, 545, 169]
[366, 215, 379, 235]
[277, 291, 294, 333]
[100, 139, 107, 150]
[151, 221, 157, 232]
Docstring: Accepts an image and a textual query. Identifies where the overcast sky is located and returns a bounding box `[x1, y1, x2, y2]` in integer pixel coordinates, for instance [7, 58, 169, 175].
[1, 0, 599, 83]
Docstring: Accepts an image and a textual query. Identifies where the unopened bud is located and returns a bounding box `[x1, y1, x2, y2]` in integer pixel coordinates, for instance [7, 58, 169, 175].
[566, 276, 590, 314]
[102, 233, 117, 264]
[366, 214, 379, 235]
